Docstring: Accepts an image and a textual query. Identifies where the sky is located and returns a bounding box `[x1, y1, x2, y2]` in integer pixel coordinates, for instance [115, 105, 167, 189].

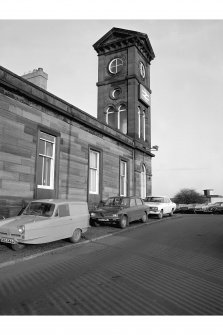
[1, 9, 223, 199]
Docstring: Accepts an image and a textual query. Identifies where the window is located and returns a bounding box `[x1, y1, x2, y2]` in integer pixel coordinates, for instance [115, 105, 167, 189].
[138, 107, 141, 139]
[138, 107, 146, 141]
[110, 88, 121, 100]
[118, 104, 127, 134]
[130, 198, 136, 207]
[141, 164, 147, 199]
[108, 58, 123, 74]
[106, 104, 127, 135]
[142, 110, 146, 141]
[120, 160, 127, 196]
[57, 204, 70, 217]
[136, 198, 143, 206]
[37, 131, 56, 189]
[23, 202, 55, 217]
[106, 106, 116, 128]
[89, 150, 100, 194]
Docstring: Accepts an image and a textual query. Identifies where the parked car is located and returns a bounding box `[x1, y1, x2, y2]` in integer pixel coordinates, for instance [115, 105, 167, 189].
[195, 202, 223, 214]
[211, 203, 223, 214]
[207, 202, 223, 213]
[90, 196, 149, 229]
[0, 199, 90, 251]
[194, 202, 210, 213]
[174, 204, 187, 213]
[180, 204, 197, 214]
[144, 196, 176, 219]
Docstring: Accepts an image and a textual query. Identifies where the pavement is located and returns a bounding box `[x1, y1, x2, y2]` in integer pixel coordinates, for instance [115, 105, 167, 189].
[0, 216, 174, 268]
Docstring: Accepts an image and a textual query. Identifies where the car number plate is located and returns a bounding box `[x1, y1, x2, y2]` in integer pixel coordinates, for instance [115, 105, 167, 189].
[1, 237, 16, 244]
[98, 218, 109, 221]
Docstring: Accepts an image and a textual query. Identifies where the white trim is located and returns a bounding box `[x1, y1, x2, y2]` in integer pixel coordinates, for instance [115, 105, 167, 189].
[120, 160, 127, 196]
[37, 132, 56, 189]
[141, 164, 147, 199]
[138, 107, 141, 138]
[142, 110, 146, 141]
[89, 150, 100, 194]
[109, 58, 123, 74]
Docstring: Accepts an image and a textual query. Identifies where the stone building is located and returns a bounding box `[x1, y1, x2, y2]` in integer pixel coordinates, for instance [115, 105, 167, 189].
[0, 27, 155, 218]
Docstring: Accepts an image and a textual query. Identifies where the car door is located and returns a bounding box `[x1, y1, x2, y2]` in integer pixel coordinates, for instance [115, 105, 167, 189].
[135, 198, 145, 219]
[51, 204, 73, 240]
[162, 197, 169, 214]
[165, 197, 172, 214]
[126, 198, 137, 222]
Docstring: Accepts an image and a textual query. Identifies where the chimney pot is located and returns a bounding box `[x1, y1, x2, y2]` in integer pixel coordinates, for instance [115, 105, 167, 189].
[21, 68, 48, 90]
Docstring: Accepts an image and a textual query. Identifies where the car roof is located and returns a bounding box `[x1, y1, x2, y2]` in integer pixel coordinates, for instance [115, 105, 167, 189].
[30, 199, 87, 205]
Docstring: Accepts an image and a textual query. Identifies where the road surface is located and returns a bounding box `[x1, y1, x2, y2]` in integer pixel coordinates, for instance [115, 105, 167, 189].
[0, 214, 223, 315]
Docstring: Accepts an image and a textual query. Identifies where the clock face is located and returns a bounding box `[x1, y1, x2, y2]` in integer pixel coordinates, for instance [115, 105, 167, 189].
[108, 58, 123, 74]
[139, 61, 146, 78]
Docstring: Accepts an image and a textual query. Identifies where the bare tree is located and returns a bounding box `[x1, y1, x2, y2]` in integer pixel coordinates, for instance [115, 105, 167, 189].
[173, 188, 205, 204]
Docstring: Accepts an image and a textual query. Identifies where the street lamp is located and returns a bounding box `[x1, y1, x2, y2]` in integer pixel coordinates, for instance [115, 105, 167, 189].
[150, 145, 159, 151]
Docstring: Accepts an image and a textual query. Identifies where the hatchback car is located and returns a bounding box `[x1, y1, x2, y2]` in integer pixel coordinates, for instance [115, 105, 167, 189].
[144, 196, 176, 219]
[90, 196, 149, 229]
[0, 199, 90, 251]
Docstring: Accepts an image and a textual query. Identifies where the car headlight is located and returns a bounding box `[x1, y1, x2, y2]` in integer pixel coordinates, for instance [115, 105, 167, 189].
[18, 225, 25, 234]
[150, 207, 158, 212]
[112, 214, 119, 218]
[90, 212, 96, 217]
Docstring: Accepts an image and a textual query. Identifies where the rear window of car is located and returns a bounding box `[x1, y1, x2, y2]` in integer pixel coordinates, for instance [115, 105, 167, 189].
[147, 197, 164, 203]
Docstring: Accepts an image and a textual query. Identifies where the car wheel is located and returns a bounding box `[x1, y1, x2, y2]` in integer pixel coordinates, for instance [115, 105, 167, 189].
[141, 212, 148, 223]
[70, 228, 82, 243]
[158, 210, 163, 219]
[91, 220, 100, 227]
[11, 243, 25, 251]
[169, 209, 174, 216]
[119, 215, 128, 229]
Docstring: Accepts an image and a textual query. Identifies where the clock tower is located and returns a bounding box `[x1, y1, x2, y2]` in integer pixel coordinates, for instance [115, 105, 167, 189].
[93, 27, 155, 146]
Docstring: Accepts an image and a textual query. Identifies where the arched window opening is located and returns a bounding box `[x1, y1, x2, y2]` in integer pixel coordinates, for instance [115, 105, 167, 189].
[141, 164, 147, 199]
[120, 160, 127, 196]
[142, 110, 146, 141]
[138, 107, 141, 139]
[108, 58, 123, 74]
[106, 106, 116, 129]
[118, 104, 127, 134]
[138, 107, 146, 141]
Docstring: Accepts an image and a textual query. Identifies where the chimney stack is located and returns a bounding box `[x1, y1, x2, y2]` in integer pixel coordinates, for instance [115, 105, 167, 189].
[22, 68, 48, 90]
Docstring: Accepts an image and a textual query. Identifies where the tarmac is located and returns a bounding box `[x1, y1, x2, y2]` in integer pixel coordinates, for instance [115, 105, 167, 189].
[0, 217, 166, 269]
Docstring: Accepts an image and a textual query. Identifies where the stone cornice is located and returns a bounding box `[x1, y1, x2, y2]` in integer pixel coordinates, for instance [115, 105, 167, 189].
[0, 65, 154, 157]
[96, 74, 152, 93]
[93, 27, 155, 63]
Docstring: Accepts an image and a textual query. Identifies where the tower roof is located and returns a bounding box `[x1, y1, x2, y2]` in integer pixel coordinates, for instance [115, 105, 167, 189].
[93, 27, 155, 63]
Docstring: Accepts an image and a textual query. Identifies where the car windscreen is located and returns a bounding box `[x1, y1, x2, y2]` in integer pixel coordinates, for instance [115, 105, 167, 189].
[23, 202, 55, 217]
[104, 197, 129, 207]
[146, 197, 164, 203]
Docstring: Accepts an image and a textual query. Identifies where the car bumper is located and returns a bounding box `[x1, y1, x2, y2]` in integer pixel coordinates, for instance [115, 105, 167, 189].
[90, 217, 120, 224]
[0, 233, 23, 245]
[149, 210, 161, 215]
